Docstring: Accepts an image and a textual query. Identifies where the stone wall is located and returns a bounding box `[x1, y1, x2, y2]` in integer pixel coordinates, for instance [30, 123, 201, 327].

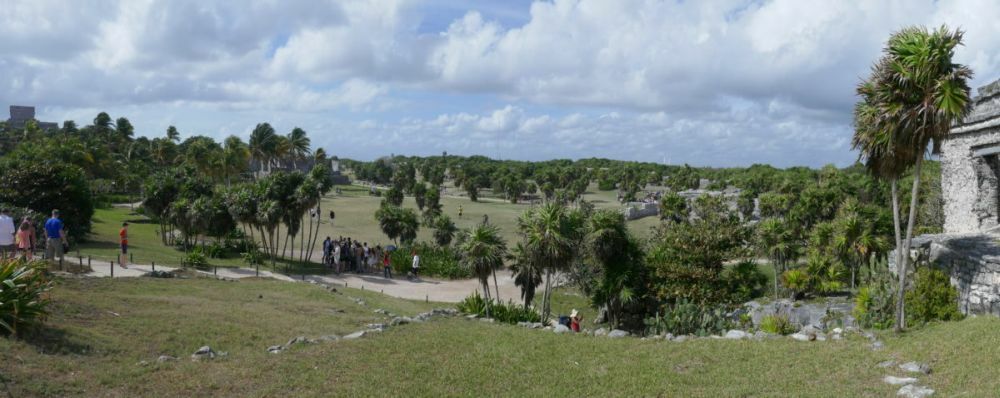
[943, 78, 1000, 233]
[622, 202, 658, 220]
[890, 233, 1000, 316]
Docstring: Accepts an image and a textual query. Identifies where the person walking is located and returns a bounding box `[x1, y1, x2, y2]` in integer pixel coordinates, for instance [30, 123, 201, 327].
[322, 236, 332, 266]
[410, 250, 420, 280]
[16, 221, 32, 260]
[119, 222, 129, 268]
[44, 210, 66, 263]
[332, 241, 341, 273]
[0, 209, 15, 259]
[22, 216, 36, 256]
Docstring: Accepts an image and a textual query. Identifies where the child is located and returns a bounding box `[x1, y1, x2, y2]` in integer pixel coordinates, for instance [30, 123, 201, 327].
[119, 222, 129, 269]
[383, 251, 392, 279]
[570, 309, 583, 333]
[16, 221, 32, 260]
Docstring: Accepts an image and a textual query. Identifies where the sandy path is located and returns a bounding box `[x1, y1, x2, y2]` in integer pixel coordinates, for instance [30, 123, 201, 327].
[85, 262, 520, 303]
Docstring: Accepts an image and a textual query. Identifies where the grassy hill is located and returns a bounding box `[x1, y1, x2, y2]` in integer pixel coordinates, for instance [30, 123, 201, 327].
[3, 275, 998, 397]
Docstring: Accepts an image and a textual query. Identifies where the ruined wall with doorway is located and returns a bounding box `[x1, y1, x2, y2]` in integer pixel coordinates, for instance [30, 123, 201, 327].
[942, 79, 1000, 233]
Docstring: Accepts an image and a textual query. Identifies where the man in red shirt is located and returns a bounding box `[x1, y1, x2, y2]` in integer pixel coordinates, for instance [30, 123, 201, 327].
[119, 222, 129, 269]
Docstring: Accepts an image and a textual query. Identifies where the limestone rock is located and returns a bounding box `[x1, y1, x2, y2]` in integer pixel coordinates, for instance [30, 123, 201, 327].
[897, 384, 935, 398]
[724, 330, 750, 339]
[554, 324, 570, 334]
[883, 376, 918, 386]
[157, 355, 176, 363]
[877, 360, 897, 368]
[593, 328, 608, 337]
[607, 329, 629, 338]
[267, 345, 284, 354]
[789, 333, 811, 342]
[191, 346, 215, 360]
[899, 362, 932, 374]
[344, 331, 366, 340]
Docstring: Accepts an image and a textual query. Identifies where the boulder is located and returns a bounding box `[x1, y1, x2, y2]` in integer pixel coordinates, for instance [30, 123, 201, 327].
[789, 333, 811, 342]
[593, 328, 608, 337]
[157, 355, 176, 363]
[608, 329, 629, 338]
[724, 330, 750, 340]
[267, 345, 284, 354]
[344, 331, 366, 340]
[554, 324, 571, 334]
[366, 323, 387, 331]
[897, 385, 935, 398]
[191, 346, 215, 360]
[899, 362, 932, 374]
[672, 335, 689, 342]
[390, 317, 411, 326]
[877, 360, 897, 368]
[663, 333, 675, 341]
[883, 376, 918, 386]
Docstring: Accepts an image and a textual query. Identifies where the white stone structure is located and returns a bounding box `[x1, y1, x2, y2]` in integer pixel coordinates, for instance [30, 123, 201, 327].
[943, 79, 1000, 233]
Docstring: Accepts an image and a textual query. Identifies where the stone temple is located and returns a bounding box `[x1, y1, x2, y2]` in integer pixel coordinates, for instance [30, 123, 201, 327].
[901, 78, 1000, 316]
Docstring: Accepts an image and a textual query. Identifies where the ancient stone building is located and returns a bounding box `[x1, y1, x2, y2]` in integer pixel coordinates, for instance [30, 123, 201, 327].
[942, 79, 1000, 233]
[5, 105, 58, 131]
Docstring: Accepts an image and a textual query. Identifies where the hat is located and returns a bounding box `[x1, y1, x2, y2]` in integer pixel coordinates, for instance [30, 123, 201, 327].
[122, 222, 129, 226]
[570, 309, 578, 318]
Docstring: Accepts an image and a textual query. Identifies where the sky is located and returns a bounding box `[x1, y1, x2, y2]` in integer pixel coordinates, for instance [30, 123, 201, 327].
[3, 0, 1000, 168]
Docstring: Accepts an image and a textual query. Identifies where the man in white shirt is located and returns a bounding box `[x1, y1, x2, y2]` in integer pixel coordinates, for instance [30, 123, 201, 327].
[0, 209, 16, 259]
[410, 251, 420, 280]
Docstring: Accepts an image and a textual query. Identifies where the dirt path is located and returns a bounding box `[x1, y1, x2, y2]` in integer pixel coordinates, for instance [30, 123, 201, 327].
[85, 262, 522, 303]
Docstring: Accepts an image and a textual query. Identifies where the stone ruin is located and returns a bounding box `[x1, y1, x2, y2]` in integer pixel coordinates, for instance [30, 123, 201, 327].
[899, 79, 1000, 315]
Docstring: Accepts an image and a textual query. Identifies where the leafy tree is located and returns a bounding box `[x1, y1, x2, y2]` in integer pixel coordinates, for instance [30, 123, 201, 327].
[756, 218, 800, 299]
[384, 186, 404, 207]
[517, 202, 584, 320]
[413, 182, 428, 210]
[585, 209, 647, 329]
[508, 242, 544, 307]
[0, 160, 94, 240]
[658, 191, 688, 223]
[375, 204, 418, 245]
[431, 214, 457, 247]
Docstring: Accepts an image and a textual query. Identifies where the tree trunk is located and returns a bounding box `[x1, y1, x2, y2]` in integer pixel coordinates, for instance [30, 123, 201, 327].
[541, 268, 553, 321]
[896, 158, 923, 333]
[492, 268, 501, 303]
[308, 199, 323, 262]
[482, 279, 492, 319]
[281, 227, 290, 259]
[299, 216, 306, 262]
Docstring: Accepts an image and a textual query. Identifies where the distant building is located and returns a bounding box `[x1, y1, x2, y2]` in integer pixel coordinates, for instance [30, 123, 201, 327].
[5, 105, 58, 131]
[249, 157, 349, 184]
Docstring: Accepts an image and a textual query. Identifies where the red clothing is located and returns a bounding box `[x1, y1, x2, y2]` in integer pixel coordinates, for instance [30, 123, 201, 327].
[119, 228, 128, 245]
[570, 318, 581, 332]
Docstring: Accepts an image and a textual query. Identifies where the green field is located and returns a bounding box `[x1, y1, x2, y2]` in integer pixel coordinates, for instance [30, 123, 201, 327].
[74, 183, 660, 270]
[3, 276, 995, 396]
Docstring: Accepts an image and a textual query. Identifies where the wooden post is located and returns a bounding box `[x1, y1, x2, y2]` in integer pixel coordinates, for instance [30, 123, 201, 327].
[88, 256, 91, 268]
[214, 266, 217, 276]
[130, 253, 133, 263]
[110, 261, 114, 277]
[152, 261, 155, 271]
[426, 295, 428, 303]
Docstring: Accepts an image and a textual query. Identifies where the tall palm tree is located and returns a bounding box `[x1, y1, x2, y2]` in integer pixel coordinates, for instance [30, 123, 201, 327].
[517, 202, 579, 321]
[457, 222, 508, 318]
[585, 209, 641, 329]
[249, 123, 277, 177]
[287, 127, 311, 168]
[222, 135, 250, 186]
[508, 242, 543, 307]
[756, 217, 800, 299]
[166, 125, 180, 142]
[853, 25, 972, 331]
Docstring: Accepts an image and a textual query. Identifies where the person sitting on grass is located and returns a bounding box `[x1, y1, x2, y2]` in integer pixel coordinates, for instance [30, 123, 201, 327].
[570, 309, 583, 333]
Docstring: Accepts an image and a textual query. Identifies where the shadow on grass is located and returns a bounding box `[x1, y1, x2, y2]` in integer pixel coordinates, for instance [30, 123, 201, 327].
[19, 325, 93, 356]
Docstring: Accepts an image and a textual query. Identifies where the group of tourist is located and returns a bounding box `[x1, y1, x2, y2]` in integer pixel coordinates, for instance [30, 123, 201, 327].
[321, 236, 420, 280]
[0, 209, 68, 263]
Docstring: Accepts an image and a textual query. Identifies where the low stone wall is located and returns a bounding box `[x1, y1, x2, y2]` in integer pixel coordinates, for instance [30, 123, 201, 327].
[890, 233, 1000, 316]
[622, 202, 659, 220]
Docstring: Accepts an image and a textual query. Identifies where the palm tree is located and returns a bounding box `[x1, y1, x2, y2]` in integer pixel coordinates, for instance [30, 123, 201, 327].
[249, 123, 277, 177]
[222, 135, 250, 185]
[287, 127, 311, 168]
[166, 125, 180, 142]
[517, 202, 579, 321]
[585, 209, 642, 329]
[508, 242, 543, 307]
[756, 217, 800, 299]
[457, 222, 508, 318]
[853, 25, 972, 331]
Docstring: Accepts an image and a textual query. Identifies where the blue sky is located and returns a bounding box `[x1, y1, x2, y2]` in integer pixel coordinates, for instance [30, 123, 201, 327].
[3, 0, 1000, 167]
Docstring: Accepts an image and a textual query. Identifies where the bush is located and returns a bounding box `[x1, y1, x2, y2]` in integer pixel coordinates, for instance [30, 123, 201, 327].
[906, 267, 963, 325]
[183, 249, 209, 269]
[456, 292, 541, 324]
[390, 243, 471, 279]
[759, 314, 796, 335]
[723, 261, 767, 302]
[241, 247, 266, 267]
[853, 267, 896, 330]
[781, 268, 810, 299]
[0, 259, 53, 336]
[644, 299, 733, 336]
[204, 243, 226, 259]
[0, 160, 94, 240]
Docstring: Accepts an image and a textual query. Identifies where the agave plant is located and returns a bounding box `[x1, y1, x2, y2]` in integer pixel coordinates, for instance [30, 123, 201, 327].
[0, 259, 53, 336]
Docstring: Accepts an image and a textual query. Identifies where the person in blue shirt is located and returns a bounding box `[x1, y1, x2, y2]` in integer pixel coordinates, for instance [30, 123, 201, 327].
[44, 209, 66, 262]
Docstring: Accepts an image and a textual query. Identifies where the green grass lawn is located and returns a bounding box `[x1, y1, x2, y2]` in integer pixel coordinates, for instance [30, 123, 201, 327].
[4, 276, 995, 396]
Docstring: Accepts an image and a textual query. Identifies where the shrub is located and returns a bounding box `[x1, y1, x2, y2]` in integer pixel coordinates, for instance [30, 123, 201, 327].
[723, 261, 767, 302]
[390, 243, 471, 279]
[241, 247, 266, 267]
[781, 269, 810, 299]
[183, 249, 209, 269]
[906, 267, 963, 325]
[0, 160, 94, 240]
[456, 292, 541, 324]
[644, 299, 733, 336]
[853, 267, 896, 330]
[0, 259, 53, 336]
[204, 243, 226, 259]
[759, 314, 796, 335]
